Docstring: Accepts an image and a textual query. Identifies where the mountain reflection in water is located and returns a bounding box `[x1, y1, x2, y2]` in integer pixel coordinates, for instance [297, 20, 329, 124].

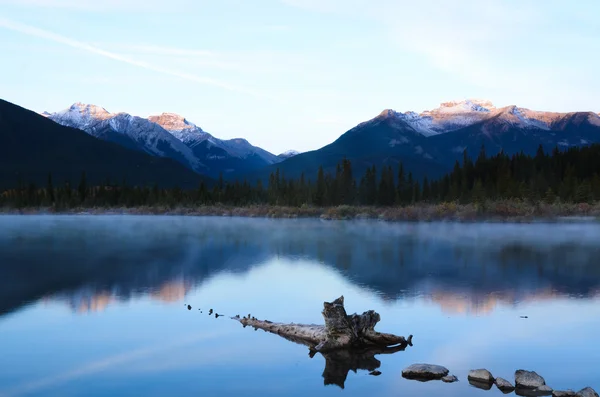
[1, 216, 600, 396]
[1, 216, 600, 317]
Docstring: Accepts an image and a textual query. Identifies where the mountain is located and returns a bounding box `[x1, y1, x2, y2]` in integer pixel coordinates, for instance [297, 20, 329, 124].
[47, 103, 208, 174]
[46, 104, 282, 178]
[427, 105, 600, 163]
[245, 100, 600, 183]
[277, 150, 300, 160]
[148, 112, 282, 177]
[0, 99, 211, 189]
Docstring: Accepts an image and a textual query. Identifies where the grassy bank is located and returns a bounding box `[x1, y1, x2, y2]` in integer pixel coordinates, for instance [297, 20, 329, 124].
[2, 200, 600, 222]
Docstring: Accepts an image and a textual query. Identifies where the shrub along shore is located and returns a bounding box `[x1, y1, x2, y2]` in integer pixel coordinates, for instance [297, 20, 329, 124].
[2, 200, 600, 222]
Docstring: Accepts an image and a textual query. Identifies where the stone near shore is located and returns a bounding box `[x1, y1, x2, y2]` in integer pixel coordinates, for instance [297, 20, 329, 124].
[516, 369, 547, 389]
[553, 391, 576, 397]
[577, 387, 599, 397]
[496, 377, 516, 393]
[442, 375, 458, 383]
[468, 369, 495, 383]
[401, 364, 449, 380]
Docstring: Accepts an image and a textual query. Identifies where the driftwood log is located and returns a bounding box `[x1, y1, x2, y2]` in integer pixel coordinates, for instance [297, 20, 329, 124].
[232, 296, 412, 352]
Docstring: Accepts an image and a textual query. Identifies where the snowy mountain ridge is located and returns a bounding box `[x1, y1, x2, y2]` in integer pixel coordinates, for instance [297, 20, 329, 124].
[373, 99, 600, 137]
[278, 150, 300, 158]
[47, 103, 206, 173]
[44, 103, 283, 177]
[147, 113, 280, 165]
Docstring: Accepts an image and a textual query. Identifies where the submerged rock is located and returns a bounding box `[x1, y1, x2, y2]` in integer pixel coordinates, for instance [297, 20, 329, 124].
[496, 377, 516, 393]
[401, 364, 449, 380]
[442, 375, 458, 383]
[470, 379, 494, 390]
[469, 369, 494, 383]
[577, 388, 599, 397]
[515, 370, 546, 389]
[516, 385, 553, 397]
[537, 386, 554, 395]
[553, 391, 576, 397]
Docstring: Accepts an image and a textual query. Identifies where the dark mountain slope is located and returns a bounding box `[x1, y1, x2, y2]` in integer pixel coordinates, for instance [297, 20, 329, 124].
[0, 99, 212, 189]
[428, 107, 600, 163]
[244, 106, 600, 184]
[239, 111, 448, 183]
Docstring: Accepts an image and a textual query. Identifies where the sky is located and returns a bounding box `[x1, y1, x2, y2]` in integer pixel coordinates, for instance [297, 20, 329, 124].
[1, 0, 599, 154]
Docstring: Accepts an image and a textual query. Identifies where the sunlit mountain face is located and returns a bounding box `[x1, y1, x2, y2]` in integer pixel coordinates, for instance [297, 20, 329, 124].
[45, 103, 283, 178]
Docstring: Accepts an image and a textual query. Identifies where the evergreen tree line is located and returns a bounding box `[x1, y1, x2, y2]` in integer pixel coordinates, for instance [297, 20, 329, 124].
[2, 144, 600, 209]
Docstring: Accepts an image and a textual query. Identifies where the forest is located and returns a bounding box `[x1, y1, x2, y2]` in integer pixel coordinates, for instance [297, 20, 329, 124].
[2, 144, 600, 209]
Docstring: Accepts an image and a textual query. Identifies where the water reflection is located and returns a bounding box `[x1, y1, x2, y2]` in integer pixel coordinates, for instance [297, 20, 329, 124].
[1, 216, 600, 396]
[1, 216, 600, 317]
[317, 345, 409, 389]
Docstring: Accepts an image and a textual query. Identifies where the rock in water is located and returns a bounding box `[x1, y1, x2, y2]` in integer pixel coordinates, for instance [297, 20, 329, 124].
[536, 385, 554, 395]
[401, 364, 449, 380]
[515, 370, 546, 389]
[442, 375, 458, 383]
[468, 369, 495, 383]
[496, 377, 516, 392]
[470, 379, 494, 390]
[577, 388, 599, 397]
[552, 391, 576, 397]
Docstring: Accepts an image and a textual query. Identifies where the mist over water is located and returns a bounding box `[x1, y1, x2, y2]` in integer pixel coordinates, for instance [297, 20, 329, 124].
[0, 216, 599, 397]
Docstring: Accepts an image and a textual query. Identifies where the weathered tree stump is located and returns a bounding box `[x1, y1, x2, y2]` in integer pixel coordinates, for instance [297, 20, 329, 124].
[232, 296, 412, 352]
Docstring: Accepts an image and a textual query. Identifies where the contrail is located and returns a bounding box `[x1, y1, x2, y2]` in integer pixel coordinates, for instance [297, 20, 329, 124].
[0, 17, 265, 97]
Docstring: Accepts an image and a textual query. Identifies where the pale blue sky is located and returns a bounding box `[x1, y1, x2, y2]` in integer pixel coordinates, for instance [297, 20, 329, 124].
[1, 0, 599, 154]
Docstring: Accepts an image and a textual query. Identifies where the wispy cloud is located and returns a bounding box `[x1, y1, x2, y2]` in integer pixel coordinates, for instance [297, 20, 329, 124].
[106, 43, 331, 80]
[280, 0, 600, 110]
[0, 332, 221, 397]
[0, 17, 266, 97]
[105, 44, 245, 71]
[120, 45, 217, 58]
[0, 0, 193, 12]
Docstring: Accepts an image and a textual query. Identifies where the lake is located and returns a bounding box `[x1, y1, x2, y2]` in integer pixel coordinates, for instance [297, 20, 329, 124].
[0, 215, 599, 397]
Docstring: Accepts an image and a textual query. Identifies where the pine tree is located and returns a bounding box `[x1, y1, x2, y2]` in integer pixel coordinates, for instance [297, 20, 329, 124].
[78, 171, 87, 204]
[315, 166, 326, 206]
[406, 172, 414, 204]
[46, 173, 55, 205]
[397, 163, 406, 205]
[421, 177, 430, 202]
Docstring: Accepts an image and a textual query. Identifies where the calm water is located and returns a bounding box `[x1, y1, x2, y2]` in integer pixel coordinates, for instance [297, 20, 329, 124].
[1, 216, 599, 397]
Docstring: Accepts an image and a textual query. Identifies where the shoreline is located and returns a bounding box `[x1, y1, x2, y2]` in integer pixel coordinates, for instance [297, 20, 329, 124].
[2, 201, 600, 222]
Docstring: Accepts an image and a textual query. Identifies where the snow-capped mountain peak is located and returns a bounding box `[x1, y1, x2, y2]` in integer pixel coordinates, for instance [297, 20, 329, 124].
[430, 99, 496, 114]
[67, 102, 113, 120]
[277, 150, 300, 159]
[47, 104, 206, 173]
[373, 100, 502, 136]
[148, 112, 202, 133]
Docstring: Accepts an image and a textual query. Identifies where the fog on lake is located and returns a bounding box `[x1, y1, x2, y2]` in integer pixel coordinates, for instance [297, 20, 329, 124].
[0, 216, 599, 397]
